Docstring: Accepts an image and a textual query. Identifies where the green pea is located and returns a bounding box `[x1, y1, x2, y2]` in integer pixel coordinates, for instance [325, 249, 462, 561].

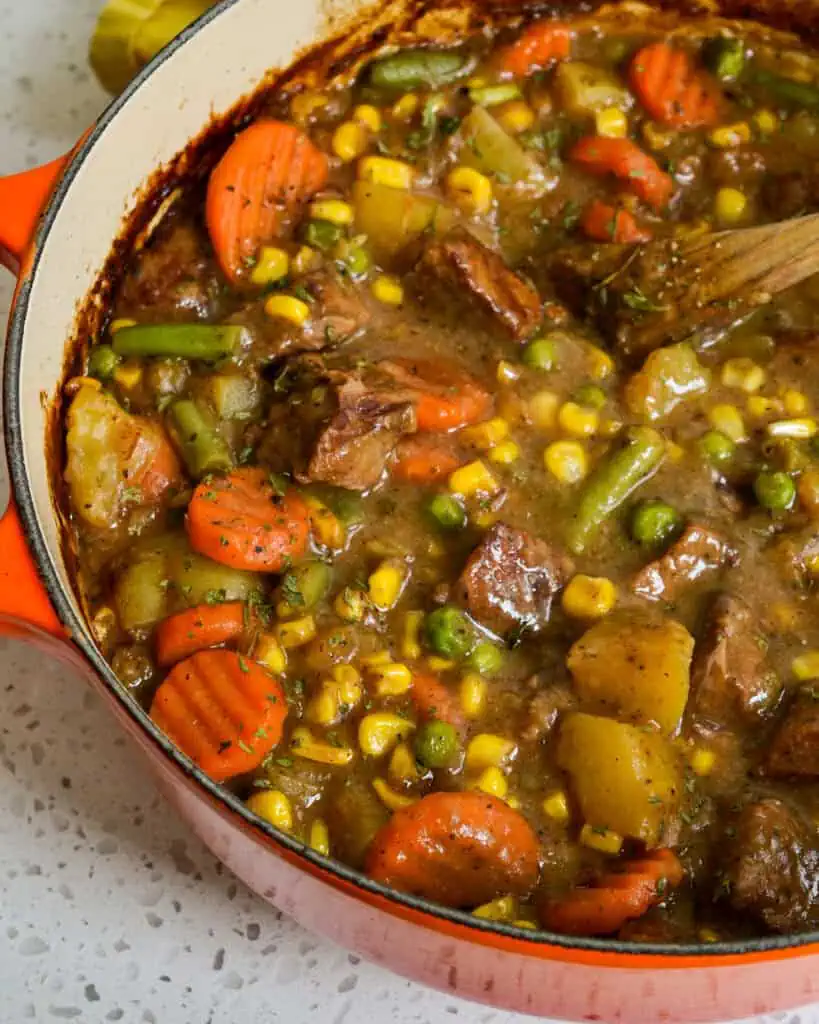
[467, 641, 504, 677]
[572, 383, 607, 410]
[522, 337, 556, 371]
[304, 219, 343, 252]
[699, 430, 736, 466]
[754, 470, 796, 511]
[345, 244, 371, 277]
[424, 605, 473, 659]
[630, 499, 682, 548]
[427, 493, 466, 530]
[88, 344, 121, 380]
[414, 720, 459, 768]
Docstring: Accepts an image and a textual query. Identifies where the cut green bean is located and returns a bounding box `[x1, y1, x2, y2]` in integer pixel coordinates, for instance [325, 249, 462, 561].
[567, 426, 666, 555]
[305, 220, 344, 252]
[369, 49, 467, 91]
[703, 37, 745, 81]
[167, 400, 233, 478]
[468, 83, 522, 107]
[747, 67, 819, 109]
[112, 324, 246, 362]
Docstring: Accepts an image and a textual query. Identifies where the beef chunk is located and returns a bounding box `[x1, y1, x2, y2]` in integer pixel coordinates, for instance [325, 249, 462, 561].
[415, 230, 542, 341]
[455, 523, 573, 637]
[766, 694, 819, 778]
[298, 372, 416, 491]
[119, 222, 217, 318]
[632, 523, 737, 602]
[724, 799, 819, 933]
[761, 170, 819, 221]
[691, 594, 780, 724]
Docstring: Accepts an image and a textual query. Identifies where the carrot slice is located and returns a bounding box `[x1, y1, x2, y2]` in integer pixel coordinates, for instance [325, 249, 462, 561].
[411, 671, 466, 731]
[497, 21, 572, 76]
[155, 602, 247, 667]
[392, 438, 463, 484]
[186, 467, 310, 572]
[150, 649, 287, 782]
[629, 43, 720, 129]
[569, 137, 674, 210]
[580, 199, 653, 244]
[367, 791, 540, 907]
[206, 119, 329, 283]
[380, 359, 493, 433]
[540, 849, 684, 936]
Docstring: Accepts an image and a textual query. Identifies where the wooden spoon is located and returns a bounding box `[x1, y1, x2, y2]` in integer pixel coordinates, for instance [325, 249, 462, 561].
[549, 213, 819, 359]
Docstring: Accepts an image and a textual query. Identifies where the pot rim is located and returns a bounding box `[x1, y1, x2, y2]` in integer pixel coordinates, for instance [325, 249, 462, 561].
[7, 0, 819, 965]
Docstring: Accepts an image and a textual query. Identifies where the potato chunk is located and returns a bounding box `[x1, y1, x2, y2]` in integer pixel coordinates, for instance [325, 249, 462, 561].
[567, 611, 694, 734]
[557, 712, 682, 845]
[554, 61, 632, 116]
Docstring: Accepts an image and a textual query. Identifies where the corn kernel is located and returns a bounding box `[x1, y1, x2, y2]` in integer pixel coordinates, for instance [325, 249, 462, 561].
[666, 441, 684, 462]
[544, 441, 588, 484]
[488, 440, 521, 466]
[690, 747, 716, 777]
[542, 790, 570, 822]
[303, 495, 345, 550]
[642, 121, 673, 151]
[506, 795, 521, 810]
[708, 121, 751, 148]
[448, 460, 499, 498]
[473, 895, 518, 921]
[793, 650, 819, 681]
[496, 359, 522, 385]
[529, 390, 560, 430]
[558, 401, 599, 438]
[753, 109, 778, 136]
[579, 824, 623, 855]
[291, 90, 328, 124]
[110, 317, 137, 333]
[359, 712, 414, 758]
[371, 661, 413, 697]
[113, 362, 142, 391]
[562, 574, 617, 620]
[396, 610, 422, 661]
[426, 655, 455, 672]
[462, 417, 509, 450]
[446, 166, 493, 216]
[309, 818, 330, 856]
[358, 155, 413, 190]
[255, 633, 287, 675]
[747, 395, 782, 419]
[276, 614, 317, 648]
[371, 274, 404, 306]
[473, 765, 509, 798]
[334, 586, 368, 622]
[247, 789, 293, 832]
[465, 733, 517, 772]
[307, 668, 363, 726]
[388, 741, 419, 784]
[714, 187, 747, 224]
[391, 93, 419, 120]
[513, 919, 537, 929]
[767, 418, 818, 439]
[352, 103, 382, 133]
[368, 562, 405, 610]
[708, 404, 747, 443]
[309, 199, 354, 227]
[721, 357, 765, 393]
[784, 389, 809, 416]
[332, 120, 369, 162]
[471, 509, 499, 530]
[699, 927, 720, 944]
[292, 244, 318, 276]
[264, 294, 311, 327]
[360, 650, 392, 668]
[372, 777, 417, 811]
[250, 246, 290, 286]
[460, 672, 488, 719]
[496, 99, 536, 134]
[291, 726, 355, 766]
[306, 689, 340, 727]
[595, 107, 628, 138]
[587, 346, 614, 381]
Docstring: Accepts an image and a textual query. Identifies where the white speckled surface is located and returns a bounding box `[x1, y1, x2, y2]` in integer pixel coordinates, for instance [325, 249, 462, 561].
[1, 3, 818, 1022]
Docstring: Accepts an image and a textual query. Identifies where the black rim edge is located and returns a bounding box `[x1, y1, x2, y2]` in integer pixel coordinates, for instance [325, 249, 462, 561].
[5, 0, 818, 963]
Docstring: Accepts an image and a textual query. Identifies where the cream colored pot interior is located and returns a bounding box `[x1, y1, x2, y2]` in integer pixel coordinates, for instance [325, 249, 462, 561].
[17, 0, 375, 642]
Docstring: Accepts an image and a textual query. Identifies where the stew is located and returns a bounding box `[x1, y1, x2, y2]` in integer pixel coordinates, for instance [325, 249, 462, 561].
[63, 8, 819, 942]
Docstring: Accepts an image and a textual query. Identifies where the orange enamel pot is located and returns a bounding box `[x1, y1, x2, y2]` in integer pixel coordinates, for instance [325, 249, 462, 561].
[2, 1, 819, 1019]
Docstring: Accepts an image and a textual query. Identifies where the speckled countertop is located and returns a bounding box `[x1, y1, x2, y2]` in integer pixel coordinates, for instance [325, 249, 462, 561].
[0, 3, 817, 1022]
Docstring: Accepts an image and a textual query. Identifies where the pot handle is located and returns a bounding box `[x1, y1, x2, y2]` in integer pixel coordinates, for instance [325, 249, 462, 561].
[0, 156, 71, 640]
